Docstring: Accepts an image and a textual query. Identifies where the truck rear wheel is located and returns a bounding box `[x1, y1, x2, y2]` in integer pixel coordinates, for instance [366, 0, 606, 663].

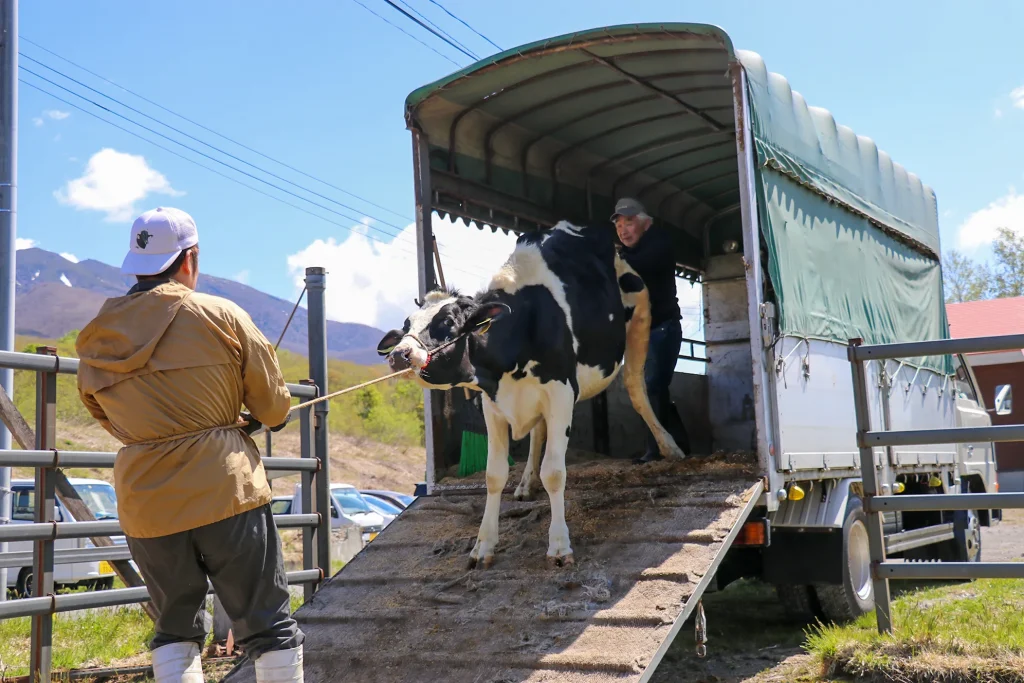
[814, 496, 874, 622]
[16, 568, 32, 598]
[938, 508, 982, 563]
[774, 584, 820, 622]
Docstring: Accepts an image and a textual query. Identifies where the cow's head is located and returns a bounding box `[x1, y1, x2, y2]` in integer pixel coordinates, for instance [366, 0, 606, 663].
[377, 288, 511, 389]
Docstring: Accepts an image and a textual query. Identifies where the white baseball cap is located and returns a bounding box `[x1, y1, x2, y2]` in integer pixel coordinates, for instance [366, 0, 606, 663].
[121, 207, 199, 276]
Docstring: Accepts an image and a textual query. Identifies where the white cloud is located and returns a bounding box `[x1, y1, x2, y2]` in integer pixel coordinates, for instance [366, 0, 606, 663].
[53, 134, 61, 143]
[995, 108, 1004, 119]
[288, 217, 709, 345]
[60, 252, 79, 263]
[956, 189, 1024, 250]
[287, 216, 518, 330]
[60, 273, 72, 288]
[16, 238, 36, 250]
[44, 109, 70, 121]
[233, 269, 250, 285]
[55, 148, 183, 222]
[32, 117, 43, 127]
[1012, 86, 1024, 110]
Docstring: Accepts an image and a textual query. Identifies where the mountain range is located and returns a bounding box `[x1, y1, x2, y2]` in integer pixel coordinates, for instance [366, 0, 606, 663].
[13, 247, 387, 366]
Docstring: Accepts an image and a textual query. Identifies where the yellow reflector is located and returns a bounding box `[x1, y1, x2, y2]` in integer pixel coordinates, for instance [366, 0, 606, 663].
[788, 483, 805, 501]
[929, 476, 943, 488]
[893, 481, 906, 494]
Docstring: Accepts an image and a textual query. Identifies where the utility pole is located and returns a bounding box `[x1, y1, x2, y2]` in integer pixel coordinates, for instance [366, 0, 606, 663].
[0, 0, 17, 603]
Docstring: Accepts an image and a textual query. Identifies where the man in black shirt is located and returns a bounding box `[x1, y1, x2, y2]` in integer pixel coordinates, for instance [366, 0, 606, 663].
[612, 198, 691, 463]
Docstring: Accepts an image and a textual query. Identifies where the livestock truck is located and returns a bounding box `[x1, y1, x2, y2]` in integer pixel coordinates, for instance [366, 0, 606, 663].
[226, 23, 1000, 683]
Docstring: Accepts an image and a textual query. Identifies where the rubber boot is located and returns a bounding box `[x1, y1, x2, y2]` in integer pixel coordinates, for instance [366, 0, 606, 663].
[254, 645, 304, 682]
[151, 641, 204, 682]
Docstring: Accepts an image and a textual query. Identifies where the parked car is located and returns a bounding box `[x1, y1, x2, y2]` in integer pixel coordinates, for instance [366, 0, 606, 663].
[5, 477, 121, 597]
[331, 484, 394, 535]
[360, 489, 416, 511]
[279, 482, 388, 544]
[362, 495, 403, 518]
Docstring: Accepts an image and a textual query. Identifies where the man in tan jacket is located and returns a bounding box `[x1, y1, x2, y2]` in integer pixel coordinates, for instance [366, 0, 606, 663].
[76, 207, 303, 683]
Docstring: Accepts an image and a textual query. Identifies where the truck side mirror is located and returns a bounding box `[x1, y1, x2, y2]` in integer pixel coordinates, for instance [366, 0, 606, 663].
[995, 384, 1013, 416]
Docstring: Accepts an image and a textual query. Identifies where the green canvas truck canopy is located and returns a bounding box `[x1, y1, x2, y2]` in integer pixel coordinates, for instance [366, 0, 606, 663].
[404, 23, 951, 373]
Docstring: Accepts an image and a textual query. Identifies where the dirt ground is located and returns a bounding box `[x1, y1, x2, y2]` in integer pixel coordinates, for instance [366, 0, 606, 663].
[981, 507, 1024, 562]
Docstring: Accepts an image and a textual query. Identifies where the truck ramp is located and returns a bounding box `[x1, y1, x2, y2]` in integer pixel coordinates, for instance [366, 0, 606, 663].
[223, 454, 764, 683]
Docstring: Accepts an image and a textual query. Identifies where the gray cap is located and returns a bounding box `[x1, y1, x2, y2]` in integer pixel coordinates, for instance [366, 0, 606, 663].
[610, 197, 646, 221]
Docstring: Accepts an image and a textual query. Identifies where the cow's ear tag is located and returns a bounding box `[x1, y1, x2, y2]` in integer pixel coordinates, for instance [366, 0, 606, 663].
[475, 318, 493, 336]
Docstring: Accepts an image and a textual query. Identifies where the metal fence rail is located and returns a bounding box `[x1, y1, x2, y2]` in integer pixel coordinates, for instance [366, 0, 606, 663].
[0, 266, 334, 681]
[848, 334, 1024, 634]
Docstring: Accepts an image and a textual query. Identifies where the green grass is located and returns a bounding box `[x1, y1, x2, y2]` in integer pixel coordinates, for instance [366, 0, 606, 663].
[806, 578, 1024, 682]
[0, 606, 154, 678]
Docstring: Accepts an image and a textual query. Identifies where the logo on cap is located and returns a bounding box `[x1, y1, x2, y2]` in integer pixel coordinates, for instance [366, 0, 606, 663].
[136, 230, 152, 249]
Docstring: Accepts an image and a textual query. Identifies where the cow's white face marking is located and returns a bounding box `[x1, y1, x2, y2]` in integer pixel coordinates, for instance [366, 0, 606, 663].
[391, 293, 457, 370]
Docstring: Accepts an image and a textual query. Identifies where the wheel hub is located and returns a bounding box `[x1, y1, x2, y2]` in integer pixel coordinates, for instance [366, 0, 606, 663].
[849, 519, 872, 602]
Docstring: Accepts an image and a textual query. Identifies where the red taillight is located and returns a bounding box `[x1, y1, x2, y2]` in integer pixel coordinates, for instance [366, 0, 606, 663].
[733, 519, 770, 547]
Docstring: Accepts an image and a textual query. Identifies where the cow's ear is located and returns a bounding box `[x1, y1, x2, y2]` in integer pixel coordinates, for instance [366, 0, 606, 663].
[377, 329, 404, 356]
[465, 302, 511, 335]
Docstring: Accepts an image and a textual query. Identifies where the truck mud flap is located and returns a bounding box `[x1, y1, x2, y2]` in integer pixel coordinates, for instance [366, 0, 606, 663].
[223, 456, 765, 683]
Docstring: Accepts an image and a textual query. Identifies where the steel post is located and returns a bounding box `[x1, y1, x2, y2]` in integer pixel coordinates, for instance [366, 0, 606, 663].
[0, 0, 17, 605]
[299, 379, 315, 600]
[30, 347, 56, 680]
[411, 130, 442, 492]
[848, 341, 892, 634]
[305, 268, 331, 583]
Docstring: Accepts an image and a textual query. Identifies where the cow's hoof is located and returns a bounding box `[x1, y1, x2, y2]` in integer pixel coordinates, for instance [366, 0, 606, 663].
[468, 554, 495, 569]
[660, 445, 686, 460]
[546, 553, 575, 569]
[514, 482, 538, 501]
[469, 539, 496, 569]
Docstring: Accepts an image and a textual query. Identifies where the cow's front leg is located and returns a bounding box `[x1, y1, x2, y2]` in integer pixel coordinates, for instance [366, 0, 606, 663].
[469, 398, 510, 569]
[514, 418, 546, 501]
[541, 384, 575, 568]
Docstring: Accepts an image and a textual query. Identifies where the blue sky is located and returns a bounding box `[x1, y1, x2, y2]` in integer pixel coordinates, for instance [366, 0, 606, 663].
[16, 0, 1024, 335]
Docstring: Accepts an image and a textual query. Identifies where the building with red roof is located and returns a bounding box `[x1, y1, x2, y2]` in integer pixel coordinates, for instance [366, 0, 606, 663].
[947, 296, 1024, 490]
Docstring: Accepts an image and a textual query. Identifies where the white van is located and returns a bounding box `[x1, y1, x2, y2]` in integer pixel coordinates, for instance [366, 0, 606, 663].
[5, 478, 121, 597]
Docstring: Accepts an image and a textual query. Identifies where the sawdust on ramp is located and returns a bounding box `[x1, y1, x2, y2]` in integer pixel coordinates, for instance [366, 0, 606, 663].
[222, 454, 763, 683]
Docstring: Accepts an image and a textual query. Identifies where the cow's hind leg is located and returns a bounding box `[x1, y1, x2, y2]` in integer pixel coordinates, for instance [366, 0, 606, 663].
[469, 398, 510, 569]
[541, 384, 575, 568]
[514, 418, 545, 501]
[617, 259, 685, 460]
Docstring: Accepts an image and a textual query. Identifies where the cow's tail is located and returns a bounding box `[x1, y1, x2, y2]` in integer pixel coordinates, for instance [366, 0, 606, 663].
[614, 255, 686, 459]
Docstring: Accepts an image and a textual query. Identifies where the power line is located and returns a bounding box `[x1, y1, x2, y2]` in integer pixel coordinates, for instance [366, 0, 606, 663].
[393, 0, 478, 59]
[424, 0, 502, 52]
[20, 78, 495, 282]
[347, 0, 463, 68]
[21, 66, 429, 249]
[19, 35, 413, 223]
[21, 53, 414, 240]
[380, 0, 479, 61]
[18, 39, 481, 270]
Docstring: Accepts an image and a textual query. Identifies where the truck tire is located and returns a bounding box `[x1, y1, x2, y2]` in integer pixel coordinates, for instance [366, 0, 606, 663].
[938, 508, 982, 563]
[16, 567, 32, 598]
[813, 496, 874, 622]
[774, 584, 820, 622]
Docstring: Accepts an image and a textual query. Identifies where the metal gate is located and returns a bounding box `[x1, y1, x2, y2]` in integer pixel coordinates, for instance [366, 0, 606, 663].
[848, 333, 1024, 634]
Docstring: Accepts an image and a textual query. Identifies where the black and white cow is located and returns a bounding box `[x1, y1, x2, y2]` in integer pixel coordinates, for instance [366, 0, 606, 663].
[377, 220, 685, 568]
